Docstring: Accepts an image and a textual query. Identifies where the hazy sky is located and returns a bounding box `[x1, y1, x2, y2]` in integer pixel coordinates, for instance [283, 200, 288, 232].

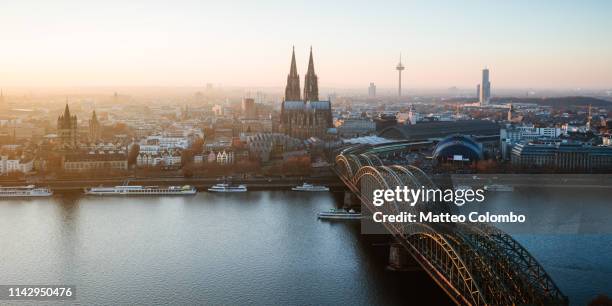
[1, 0, 611, 89]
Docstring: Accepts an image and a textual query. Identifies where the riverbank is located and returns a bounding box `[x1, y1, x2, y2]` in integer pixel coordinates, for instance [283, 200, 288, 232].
[0, 176, 346, 192]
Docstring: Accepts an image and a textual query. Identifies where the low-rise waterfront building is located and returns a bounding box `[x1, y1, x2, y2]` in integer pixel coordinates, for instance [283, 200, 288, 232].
[0, 155, 33, 174]
[511, 142, 612, 172]
[63, 152, 128, 172]
[500, 124, 563, 159]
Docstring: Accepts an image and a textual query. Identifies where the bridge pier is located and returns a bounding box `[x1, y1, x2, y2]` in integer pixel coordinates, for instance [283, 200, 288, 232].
[343, 191, 360, 209]
[387, 243, 421, 271]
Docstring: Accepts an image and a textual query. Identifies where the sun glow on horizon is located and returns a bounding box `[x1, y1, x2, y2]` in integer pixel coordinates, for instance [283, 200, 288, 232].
[1, 0, 611, 89]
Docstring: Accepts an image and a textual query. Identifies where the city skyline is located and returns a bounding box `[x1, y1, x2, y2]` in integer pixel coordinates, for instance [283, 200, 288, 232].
[1, 1, 612, 89]
[2, 2, 612, 306]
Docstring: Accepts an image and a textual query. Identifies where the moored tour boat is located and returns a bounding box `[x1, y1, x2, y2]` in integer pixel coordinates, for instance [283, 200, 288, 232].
[208, 183, 247, 193]
[0, 185, 53, 198]
[318, 208, 362, 220]
[85, 185, 197, 196]
[292, 183, 329, 192]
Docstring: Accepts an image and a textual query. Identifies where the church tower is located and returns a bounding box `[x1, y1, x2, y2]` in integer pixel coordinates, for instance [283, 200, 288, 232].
[284, 46, 301, 101]
[89, 110, 101, 142]
[57, 103, 78, 148]
[303, 47, 319, 102]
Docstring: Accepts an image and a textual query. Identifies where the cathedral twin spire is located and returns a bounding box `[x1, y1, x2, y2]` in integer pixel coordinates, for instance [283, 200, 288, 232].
[303, 47, 319, 102]
[284, 46, 319, 102]
[285, 46, 301, 101]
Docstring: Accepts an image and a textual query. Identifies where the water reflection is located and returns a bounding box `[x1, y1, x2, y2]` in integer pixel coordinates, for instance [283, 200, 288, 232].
[55, 193, 81, 284]
[0, 192, 449, 305]
[1, 190, 608, 305]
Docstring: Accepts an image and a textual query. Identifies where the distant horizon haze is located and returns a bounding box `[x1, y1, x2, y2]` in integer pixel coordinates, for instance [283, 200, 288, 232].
[0, 85, 610, 98]
[1, 1, 611, 89]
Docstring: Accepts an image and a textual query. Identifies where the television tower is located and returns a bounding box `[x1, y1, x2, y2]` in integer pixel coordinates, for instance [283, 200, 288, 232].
[396, 53, 405, 97]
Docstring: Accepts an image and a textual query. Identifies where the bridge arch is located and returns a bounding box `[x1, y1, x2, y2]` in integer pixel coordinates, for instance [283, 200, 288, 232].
[335, 155, 354, 178]
[407, 231, 487, 305]
[474, 224, 567, 304]
[333, 153, 568, 306]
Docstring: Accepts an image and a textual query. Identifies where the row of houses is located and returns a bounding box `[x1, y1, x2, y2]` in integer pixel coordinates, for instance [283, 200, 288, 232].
[137, 149, 182, 167]
[136, 149, 240, 167]
[194, 150, 235, 165]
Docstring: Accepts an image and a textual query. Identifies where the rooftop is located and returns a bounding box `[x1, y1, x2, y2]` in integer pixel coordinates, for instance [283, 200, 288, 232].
[64, 153, 127, 162]
[379, 120, 500, 141]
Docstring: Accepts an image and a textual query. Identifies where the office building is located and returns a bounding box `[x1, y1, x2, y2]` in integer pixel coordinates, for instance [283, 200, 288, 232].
[337, 118, 376, 138]
[479, 68, 491, 106]
[511, 142, 612, 172]
[500, 124, 563, 159]
[368, 83, 376, 97]
[241, 98, 256, 119]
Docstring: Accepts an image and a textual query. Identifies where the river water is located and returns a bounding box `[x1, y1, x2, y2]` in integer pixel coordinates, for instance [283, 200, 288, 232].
[0, 192, 449, 305]
[0, 191, 610, 305]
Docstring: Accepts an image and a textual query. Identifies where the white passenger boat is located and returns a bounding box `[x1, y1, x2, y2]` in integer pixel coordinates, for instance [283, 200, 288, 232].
[483, 184, 514, 192]
[207, 183, 247, 193]
[292, 183, 330, 192]
[0, 185, 53, 198]
[454, 184, 472, 191]
[84, 185, 197, 196]
[318, 208, 362, 220]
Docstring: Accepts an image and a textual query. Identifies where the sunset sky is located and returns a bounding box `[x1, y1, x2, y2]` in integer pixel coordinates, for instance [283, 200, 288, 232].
[1, 0, 611, 89]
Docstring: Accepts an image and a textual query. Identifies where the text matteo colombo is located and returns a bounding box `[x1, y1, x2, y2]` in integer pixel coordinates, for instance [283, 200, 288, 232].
[370, 187, 526, 224]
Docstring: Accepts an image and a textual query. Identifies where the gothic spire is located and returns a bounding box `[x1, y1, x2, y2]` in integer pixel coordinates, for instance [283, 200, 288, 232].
[64, 102, 71, 118]
[307, 46, 315, 75]
[289, 46, 298, 78]
[284, 46, 301, 101]
[303, 46, 319, 101]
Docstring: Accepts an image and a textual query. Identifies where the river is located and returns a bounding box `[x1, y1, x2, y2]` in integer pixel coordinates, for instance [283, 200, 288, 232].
[0, 191, 610, 305]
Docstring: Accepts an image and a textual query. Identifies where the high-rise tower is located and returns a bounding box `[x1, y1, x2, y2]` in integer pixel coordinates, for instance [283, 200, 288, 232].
[241, 98, 256, 119]
[396, 54, 405, 97]
[303, 47, 319, 102]
[368, 83, 376, 97]
[479, 68, 491, 106]
[284, 46, 301, 101]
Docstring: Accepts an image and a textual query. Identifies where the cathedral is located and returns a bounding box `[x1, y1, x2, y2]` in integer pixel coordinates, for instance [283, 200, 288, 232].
[57, 103, 78, 148]
[280, 47, 332, 139]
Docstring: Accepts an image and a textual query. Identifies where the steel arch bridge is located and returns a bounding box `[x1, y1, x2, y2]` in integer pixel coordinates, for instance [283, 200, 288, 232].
[334, 153, 568, 306]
